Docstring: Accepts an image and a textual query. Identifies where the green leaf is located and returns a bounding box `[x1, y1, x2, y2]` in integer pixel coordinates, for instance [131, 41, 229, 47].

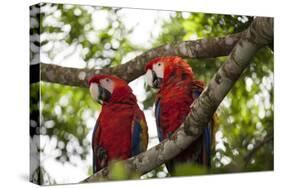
[173, 164, 208, 176]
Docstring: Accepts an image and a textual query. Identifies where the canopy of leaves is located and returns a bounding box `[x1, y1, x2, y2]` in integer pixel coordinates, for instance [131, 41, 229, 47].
[30, 3, 273, 184]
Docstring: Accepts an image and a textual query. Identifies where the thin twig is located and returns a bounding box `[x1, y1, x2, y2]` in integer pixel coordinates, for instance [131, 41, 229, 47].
[244, 133, 273, 166]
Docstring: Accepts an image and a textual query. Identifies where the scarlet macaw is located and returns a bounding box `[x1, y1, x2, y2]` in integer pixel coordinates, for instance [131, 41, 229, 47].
[88, 74, 148, 173]
[145, 56, 217, 173]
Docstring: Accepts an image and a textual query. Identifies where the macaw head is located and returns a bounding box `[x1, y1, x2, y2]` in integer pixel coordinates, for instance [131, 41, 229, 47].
[88, 74, 136, 104]
[145, 56, 194, 89]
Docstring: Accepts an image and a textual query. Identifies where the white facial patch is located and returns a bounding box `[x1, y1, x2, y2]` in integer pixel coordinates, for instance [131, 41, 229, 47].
[100, 78, 114, 94]
[89, 83, 99, 101]
[152, 62, 164, 79]
[145, 69, 153, 87]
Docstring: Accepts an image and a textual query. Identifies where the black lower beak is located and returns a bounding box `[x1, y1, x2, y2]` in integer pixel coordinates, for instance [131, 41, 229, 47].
[98, 85, 111, 103]
[152, 71, 162, 89]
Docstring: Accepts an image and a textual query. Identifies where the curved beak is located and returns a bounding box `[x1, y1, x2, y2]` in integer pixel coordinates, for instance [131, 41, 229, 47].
[90, 83, 111, 104]
[98, 85, 111, 103]
[152, 70, 162, 89]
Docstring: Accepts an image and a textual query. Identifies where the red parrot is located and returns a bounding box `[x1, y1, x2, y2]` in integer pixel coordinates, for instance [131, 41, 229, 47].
[145, 56, 217, 173]
[88, 74, 148, 173]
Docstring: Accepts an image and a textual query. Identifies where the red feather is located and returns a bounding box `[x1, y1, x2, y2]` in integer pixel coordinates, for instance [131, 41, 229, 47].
[147, 56, 213, 172]
[90, 75, 148, 172]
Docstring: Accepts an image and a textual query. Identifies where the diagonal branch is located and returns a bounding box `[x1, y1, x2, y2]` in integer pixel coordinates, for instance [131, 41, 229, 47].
[82, 17, 273, 182]
[36, 32, 243, 87]
[183, 17, 274, 136]
[244, 134, 273, 166]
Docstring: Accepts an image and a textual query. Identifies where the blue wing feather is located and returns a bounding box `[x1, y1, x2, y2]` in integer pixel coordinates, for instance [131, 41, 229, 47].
[193, 85, 212, 166]
[132, 121, 142, 156]
[194, 90, 201, 97]
[203, 124, 211, 166]
[155, 99, 164, 142]
[92, 121, 100, 139]
[92, 120, 100, 173]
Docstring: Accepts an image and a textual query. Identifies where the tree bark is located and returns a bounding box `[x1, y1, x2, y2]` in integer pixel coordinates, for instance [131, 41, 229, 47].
[81, 17, 273, 183]
[37, 32, 243, 87]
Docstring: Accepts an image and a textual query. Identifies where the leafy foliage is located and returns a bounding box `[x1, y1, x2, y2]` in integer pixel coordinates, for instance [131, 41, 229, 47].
[173, 164, 208, 177]
[109, 160, 140, 180]
[30, 3, 273, 184]
[148, 11, 273, 173]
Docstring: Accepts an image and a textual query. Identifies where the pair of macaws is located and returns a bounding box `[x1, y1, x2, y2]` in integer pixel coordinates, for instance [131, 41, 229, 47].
[88, 56, 217, 174]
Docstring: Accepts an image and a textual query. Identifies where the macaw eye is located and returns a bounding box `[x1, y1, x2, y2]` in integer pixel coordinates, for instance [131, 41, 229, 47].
[105, 78, 110, 82]
[158, 63, 161, 66]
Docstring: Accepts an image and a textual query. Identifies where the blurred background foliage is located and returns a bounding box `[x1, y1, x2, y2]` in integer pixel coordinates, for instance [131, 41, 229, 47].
[30, 3, 273, 185]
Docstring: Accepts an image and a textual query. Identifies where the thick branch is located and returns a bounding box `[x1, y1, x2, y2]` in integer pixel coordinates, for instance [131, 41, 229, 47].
[82, 17, 273, 182]
[183, 17, 273, 136]
[38, 32, 243, 87]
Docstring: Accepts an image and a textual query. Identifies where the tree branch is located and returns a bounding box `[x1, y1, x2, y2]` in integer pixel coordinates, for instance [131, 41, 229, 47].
[244, 134, 273, 166]
[82, 17, 273, 182]
[183, 17, 274, 135]
[36, 32, 243, 87]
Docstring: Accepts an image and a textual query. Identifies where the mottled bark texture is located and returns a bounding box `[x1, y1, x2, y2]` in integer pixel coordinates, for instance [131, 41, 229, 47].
[82, 17, 273, 183]
[183, 17, 273, 136]
[38, 32, 242, 87]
